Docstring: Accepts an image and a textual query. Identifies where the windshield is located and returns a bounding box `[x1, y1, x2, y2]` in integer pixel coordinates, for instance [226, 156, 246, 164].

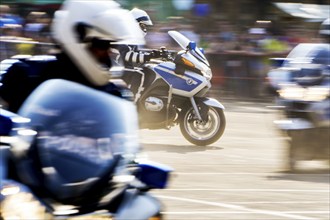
[168, 30, 208, 65]
[13, 79, 140, 199]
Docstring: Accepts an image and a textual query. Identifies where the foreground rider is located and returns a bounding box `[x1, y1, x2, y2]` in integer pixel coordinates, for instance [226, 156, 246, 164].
[116, 8, 162, 68]
[0, 0, 145, 112]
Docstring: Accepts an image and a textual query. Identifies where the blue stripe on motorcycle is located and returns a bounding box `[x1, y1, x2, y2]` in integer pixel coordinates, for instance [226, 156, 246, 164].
[154, 65, 202, 92]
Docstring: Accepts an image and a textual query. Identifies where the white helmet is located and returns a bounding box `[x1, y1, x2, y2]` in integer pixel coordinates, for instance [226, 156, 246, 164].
[52, 0, 145, 86]
[130, 8, 153, 34]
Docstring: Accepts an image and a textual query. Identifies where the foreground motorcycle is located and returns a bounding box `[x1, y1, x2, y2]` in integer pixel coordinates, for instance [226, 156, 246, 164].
[0, 79, 172, 220]
[267, 43, 330, 171]
[122, 31, 226, 146]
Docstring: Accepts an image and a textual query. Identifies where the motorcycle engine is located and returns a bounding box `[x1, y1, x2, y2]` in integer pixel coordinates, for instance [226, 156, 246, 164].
[144, 96, 164, 111]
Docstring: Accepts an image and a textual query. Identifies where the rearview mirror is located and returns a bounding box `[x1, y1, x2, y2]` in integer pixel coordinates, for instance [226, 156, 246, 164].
[137, 160, 173, 189]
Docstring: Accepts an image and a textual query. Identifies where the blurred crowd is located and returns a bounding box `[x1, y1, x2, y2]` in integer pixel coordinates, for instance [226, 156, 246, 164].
[0, 5, 52, 42]
[0, 3, 327, 100]
[145, 17, 325, 54]
[2, 3, 324, 55]
[0, 4, 52, 60]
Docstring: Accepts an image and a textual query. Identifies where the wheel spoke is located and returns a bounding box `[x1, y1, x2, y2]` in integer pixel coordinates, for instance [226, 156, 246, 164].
[185, 108, 220, 140]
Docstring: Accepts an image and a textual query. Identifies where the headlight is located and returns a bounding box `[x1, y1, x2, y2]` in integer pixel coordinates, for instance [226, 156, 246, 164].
[1, 184, 20, 196]
[279, 86, 330, 101]
[148, 213, 163, 220]
[202, 69, 212, 81]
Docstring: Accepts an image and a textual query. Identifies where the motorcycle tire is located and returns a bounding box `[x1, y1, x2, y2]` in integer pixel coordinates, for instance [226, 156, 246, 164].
[180, 106, 226, 146]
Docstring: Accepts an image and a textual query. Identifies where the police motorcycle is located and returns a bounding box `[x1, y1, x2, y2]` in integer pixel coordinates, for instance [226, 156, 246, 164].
[0, 79, 172, 220]
[267, 43, 330, 171]
[121, 31, 226, 146]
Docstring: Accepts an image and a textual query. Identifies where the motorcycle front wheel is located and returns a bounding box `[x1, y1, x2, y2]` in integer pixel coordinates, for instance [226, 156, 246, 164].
[180, 106, 226, 146]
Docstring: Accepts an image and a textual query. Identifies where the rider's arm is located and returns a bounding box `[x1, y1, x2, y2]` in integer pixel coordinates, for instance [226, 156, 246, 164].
[124, 50, 153, 64]
[116, 45, 160, 67]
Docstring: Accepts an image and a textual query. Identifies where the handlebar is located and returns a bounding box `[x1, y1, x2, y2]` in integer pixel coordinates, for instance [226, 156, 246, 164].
[157, 47, 176, 61]
[141, 47, 176, 61]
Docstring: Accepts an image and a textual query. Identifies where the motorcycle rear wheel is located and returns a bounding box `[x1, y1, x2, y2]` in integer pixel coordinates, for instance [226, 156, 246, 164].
[180, 106, 225, 146]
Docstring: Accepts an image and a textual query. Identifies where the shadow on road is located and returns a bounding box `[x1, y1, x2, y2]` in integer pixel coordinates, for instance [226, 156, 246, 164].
[267, 169, 330, 184]
[143, 143, 223, 154]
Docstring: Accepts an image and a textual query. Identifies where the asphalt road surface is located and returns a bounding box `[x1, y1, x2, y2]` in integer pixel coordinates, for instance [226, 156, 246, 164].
[139, 101, 330, 220]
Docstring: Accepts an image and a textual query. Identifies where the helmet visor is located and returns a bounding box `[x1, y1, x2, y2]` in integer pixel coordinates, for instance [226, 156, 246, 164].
[139, 23, 148, 33]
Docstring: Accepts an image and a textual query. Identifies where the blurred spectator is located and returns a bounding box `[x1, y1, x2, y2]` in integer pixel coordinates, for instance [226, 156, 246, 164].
[259, 36, 289, 54]
[219, 21, 237, 43]
[1, 24, 23, 37]
[0, 4, 23, 30]
[145, 23, 173, 49]
[24, 11, 52, 42]
[0, 24, 35, 59]
[180, 23, 200, 45]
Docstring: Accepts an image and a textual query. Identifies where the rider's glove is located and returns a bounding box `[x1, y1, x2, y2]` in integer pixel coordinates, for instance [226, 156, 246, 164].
[151, 50, 162, 58]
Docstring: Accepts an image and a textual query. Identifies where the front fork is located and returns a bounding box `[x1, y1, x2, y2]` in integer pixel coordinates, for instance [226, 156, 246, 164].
[189, 97, 209, 122]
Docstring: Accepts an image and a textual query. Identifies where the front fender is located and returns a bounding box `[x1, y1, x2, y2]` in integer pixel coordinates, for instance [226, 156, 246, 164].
[200, 97, 225, 110]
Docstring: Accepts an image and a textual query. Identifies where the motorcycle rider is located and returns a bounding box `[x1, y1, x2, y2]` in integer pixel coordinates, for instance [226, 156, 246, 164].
[116, 8, 162, 68]
[0, 0, 145, 112]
